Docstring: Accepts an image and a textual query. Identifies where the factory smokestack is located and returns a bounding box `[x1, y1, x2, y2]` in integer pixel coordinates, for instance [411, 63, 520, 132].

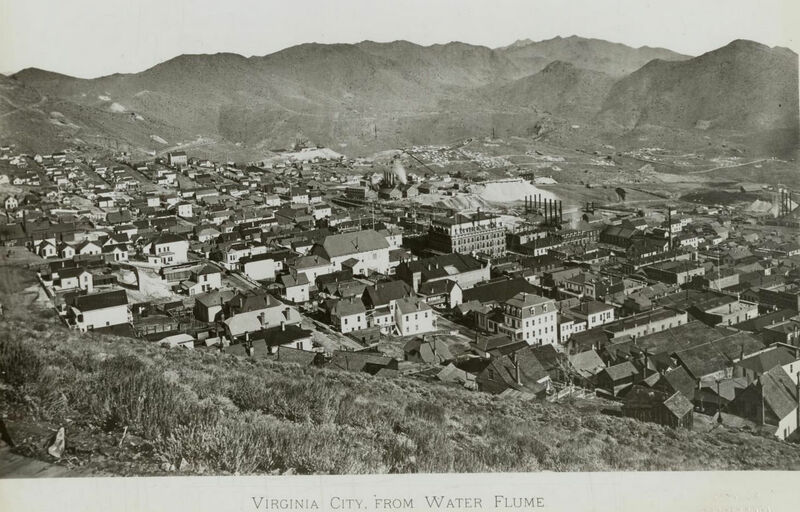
[392, 158, 408, 185]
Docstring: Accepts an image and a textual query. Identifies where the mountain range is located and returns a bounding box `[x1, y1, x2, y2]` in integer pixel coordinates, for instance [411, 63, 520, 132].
[1, 36, 797, 159]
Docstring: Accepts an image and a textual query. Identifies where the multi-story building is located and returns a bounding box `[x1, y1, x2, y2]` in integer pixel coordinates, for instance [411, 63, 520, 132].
[494, 292, 558, 346]
[428, 211, 506, 257]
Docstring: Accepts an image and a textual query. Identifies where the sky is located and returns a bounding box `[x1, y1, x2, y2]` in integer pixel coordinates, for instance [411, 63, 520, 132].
[1, 0, 798, 78]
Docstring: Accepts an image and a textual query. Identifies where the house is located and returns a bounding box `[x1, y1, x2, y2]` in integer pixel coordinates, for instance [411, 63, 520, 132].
[330, 296, 367, 333]
[37, 240, 57, 258]
[567, 301, 615, 330]
[57, 242, 76, 259]
[142, 233, 189, 265]
[312, 229, 391, 276]
[75, 240, 102, 256]
[276, 346, 323, 366]
[101, 244, 129, 262]
[494, 292, 558, 346]
[404, 337, 461, 364]
[622, 386, 694, 428]
[239, 253, 277, 281]
[221, 291, 301, 342]
[181, 265, 222, 296]
[394, 297, 436, 337]
[397, 253, 490, 292]
[172, 202, 193, 219]
[167, 151, 188, 167]
[329, 350, 398, 375]
[476, 348, 551, 396]
[597, 360, 639, 397]
[567, 349, 606, 387]
[193, 289, 236, 322]
[734, 344, 800, 385]
[417, 279, 463, 309]
[280, 273, 310, 303]
[292, 254, 334, 284]
[53, 267, 93, 292]
[66, 289, 130, 332]
[729, 366, 800, 440]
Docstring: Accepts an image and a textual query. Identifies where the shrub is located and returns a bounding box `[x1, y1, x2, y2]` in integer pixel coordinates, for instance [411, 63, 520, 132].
[90, 355, 184, 438]
[404, 400, 446, 425]
[0, 335, 43, 387]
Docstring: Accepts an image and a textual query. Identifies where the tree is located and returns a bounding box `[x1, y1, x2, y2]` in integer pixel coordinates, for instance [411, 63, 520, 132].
[615, 187, 627, 202]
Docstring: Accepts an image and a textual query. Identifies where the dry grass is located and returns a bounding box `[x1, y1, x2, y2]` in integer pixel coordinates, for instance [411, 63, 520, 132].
[2, 301, 800, 475]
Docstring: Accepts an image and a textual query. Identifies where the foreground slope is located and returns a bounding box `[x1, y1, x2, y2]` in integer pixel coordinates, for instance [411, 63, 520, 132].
[1, 277, 799, 476]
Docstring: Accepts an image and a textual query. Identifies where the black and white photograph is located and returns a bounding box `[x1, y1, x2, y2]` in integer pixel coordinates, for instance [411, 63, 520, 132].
[0, 0, 798, 510]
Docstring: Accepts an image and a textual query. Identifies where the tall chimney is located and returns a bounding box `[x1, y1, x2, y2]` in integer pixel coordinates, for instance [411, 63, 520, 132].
[558, 201, 563, 224]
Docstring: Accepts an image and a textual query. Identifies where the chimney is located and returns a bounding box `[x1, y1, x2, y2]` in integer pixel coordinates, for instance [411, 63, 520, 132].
[281, 320, 286, 331]
[511, 352, 522, 386]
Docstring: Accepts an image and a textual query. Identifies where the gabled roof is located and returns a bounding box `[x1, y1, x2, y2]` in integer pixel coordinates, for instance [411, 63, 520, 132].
[280, 273, 309, 288]
[331, 296, 366, 317]
[329, 350, 397, 374]
[603, 361, 639, 381]
[319, 229, 389, 258]
[737, 345, 799, 376]
[661, 366, 697, 399]
[363, 280, 412, 308]
[396, 297, 432, 315]
[759, 366, 799, 420]
[70, 289, 128, 311]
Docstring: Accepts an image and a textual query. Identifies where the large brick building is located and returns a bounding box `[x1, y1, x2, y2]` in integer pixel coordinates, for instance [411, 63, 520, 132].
[428, 211, 506, 257]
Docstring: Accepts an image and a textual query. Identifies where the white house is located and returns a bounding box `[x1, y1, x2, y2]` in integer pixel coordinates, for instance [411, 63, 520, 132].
[142, 233, 189, 265]
[66, 289, 130, 332]
[75, 240, 103, 256]
[281, 273, 310, 303]
[568, 301, 615, 330]
[292, 254, 334, 284]
[394, 298, 436, 337]
[240, 253, 277, 281]
[182, 265, 222, 296]
[312, 229, 390, 276]
[496, 292, 558, 346]
[38, 241, 57, 258]
[54, 267, 93, 292]
[331, 296, 367, 334]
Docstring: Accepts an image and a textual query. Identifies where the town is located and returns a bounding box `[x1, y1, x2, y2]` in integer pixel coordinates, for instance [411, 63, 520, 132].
[1, 138, 800, 444]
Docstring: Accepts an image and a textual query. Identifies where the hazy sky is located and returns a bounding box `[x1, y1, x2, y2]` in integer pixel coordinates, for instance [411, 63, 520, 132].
[1, 0, 798, 78]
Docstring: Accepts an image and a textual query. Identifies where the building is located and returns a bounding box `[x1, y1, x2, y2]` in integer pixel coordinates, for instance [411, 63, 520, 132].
[181, 265, 222, 296]
[494, 292, 558, 346]
[643, 260, 706, 285]
[567, 301, 616, 330]
[167, 151, 188, 167]
[603, 307, 688, 340]
[394, 297, 436, 336]
[396, 253, 490, 292]
[428, 211, 506, 257]
[729, 366, 800, 440]
[622, 386, 694, 428]
[312, 229, 390, 276]
[66, 289, 130, 332]
[142, 233, 189, 265]
[330, 296, 367, 333]
[280, 273, 310, 303]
